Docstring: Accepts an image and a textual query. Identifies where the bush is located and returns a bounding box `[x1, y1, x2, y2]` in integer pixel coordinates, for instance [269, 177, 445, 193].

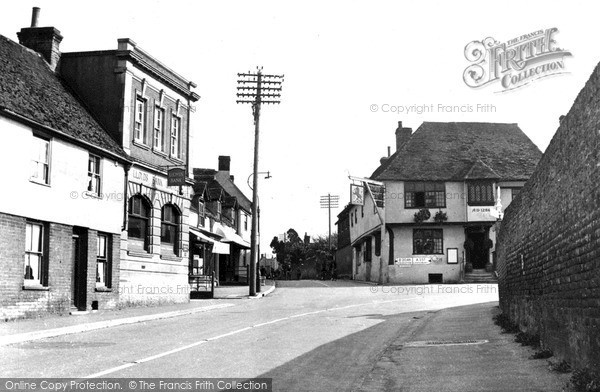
[515, 331, 541, 348]
[570, 367, 600, 392]
[549, 360, 572, 374]
[493, 313, 520, 333]
[531, 349, 553, 359]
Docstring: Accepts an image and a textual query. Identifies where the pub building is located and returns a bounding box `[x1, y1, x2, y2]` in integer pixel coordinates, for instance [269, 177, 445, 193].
[346, 121, 542, 284]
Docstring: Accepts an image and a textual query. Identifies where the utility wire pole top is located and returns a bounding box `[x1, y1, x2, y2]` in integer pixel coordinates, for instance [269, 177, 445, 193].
[236, 67, 284, 296]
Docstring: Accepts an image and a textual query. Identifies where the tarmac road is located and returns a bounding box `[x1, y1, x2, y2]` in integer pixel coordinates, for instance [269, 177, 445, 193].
[0, 280, 567, 391]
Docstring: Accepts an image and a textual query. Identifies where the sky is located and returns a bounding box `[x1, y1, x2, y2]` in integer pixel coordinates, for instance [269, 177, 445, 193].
[2, 0, 599, 256]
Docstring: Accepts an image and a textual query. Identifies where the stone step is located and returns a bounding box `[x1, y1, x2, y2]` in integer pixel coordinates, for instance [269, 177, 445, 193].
[463, 270, 497, 283]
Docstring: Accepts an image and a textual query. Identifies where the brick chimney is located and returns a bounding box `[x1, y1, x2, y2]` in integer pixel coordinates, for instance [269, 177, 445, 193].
[395, 121, 412, 151]
[17, 8, 63, 72]
[218, 156, 231, 173]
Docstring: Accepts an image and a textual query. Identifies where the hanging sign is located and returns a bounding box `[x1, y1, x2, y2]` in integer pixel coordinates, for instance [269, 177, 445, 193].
[350, 184, 365, 206]
[167, 168, 186, 186]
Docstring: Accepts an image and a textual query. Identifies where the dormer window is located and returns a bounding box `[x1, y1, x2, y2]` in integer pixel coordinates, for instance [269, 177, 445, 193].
[405, 182, 445, 208]
[468, 182, 495, 206]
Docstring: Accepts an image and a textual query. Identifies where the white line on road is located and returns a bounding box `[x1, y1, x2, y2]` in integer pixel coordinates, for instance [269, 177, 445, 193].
[83, 297, 422, 379]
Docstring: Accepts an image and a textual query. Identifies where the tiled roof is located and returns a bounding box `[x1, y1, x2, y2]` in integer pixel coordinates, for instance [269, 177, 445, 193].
[0, 35, 127, 159]
[207, 186, 223, 201]
[193, 168, 252, 213]
[222, 196, 238, 209]
[372, 122, 542, 181]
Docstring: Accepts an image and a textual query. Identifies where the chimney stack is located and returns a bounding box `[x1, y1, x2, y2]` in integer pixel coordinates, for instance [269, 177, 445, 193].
[395, 121, 412, 151]
[17, 7, 63, 71]
[218, 156, 231, 173]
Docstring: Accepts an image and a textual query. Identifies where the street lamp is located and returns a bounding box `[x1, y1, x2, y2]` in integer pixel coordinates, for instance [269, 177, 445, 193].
[247, 171, 272, 293]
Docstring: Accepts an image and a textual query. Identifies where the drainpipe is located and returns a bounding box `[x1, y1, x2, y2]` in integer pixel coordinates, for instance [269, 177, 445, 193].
[387, 224, 394, 277]
[122, 164, 131, 231]
[186, 100, 191, 179]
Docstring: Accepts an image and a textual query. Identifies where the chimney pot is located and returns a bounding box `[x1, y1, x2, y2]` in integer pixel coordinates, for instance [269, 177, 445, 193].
[387, 146, 391, 157]
[31, 7, 40, 27]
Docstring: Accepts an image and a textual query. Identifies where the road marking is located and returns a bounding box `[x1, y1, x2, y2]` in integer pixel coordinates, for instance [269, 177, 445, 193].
[82, 297, 423, 378]
[313, 281, 330, 287]
[0, 303, 235, 347]
[404, 339, 489, 347]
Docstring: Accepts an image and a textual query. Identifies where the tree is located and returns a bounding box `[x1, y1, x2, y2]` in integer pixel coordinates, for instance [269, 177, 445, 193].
[270, 229, 338, 279]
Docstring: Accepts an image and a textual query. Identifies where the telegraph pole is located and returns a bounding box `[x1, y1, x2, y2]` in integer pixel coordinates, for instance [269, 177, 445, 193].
[237, 67, 283, 296]
[320, 194, 339, 249]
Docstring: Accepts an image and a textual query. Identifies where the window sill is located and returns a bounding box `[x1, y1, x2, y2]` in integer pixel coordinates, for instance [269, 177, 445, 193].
[29, 178, 50, 187]
[153, 148, 169, 157]
[168, 156, 184, 164]
[132, 140, 150, 150]
[83, 191, 102, 199]
[23, 284, 49, 291]
[127, 251, 153, 258]
[412, 254, 444, 256]
[95, 286, 113, 292]
[160, 254, 181, 262]
[404, 206, 446, 209]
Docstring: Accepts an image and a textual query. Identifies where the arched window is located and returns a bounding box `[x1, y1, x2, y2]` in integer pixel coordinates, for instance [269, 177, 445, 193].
[161, 204, 179, 254]
[128, 195, 150, 251]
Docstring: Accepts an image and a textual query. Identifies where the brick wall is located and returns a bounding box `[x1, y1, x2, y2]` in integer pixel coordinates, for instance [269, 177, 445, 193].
[496, 63, 600, 368]
[0, 212, 121, 320]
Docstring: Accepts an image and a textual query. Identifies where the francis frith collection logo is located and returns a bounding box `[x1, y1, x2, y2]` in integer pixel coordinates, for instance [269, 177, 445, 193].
[463, 28, 572, 92]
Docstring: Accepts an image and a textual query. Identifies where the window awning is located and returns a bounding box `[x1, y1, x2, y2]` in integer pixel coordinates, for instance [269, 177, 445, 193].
[189, 227, 215, 243]
[189, 227, 230, 254]
[212, 241, 230, 255]
[214, 223, 251, 249]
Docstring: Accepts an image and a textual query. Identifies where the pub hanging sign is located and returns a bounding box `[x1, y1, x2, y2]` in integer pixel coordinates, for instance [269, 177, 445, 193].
[350, 184, 365, 206]
[167, 167, 187, 187]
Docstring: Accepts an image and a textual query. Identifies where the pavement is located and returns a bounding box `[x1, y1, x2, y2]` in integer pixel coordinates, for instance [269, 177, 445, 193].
[0, 282, 275, 346]
[355, 301, 570, 392]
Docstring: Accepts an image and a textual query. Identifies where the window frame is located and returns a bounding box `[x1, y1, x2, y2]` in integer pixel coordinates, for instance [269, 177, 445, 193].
[153, 106, 165, 151]
[404, 182, 446, 209]
[31, 135, 51, 185]
[24, 221, 47, 287]
[128, 195, 151, 252]
[134, 95, 146, 144]
[467, 182, 495, 206]
[96, 233, 112, 288]
[170, 115, 180, 158]
[161, 204, 179, 254]
[87, 154, 102, 197]
[412, 229, 444, 255]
